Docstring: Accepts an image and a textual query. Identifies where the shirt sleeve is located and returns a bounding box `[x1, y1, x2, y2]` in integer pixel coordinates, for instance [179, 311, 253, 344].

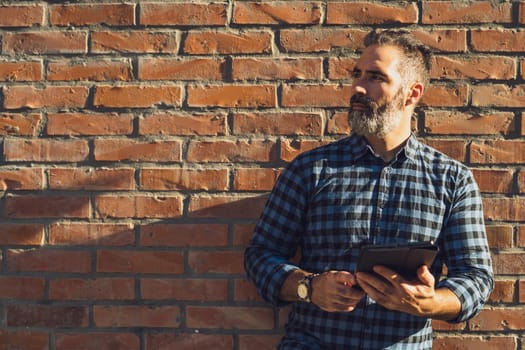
[436, 168, 494, 323]
[244, 160, 308, 306]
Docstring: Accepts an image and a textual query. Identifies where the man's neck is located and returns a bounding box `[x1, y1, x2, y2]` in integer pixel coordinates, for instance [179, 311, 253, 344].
[365, 129, 411, 163]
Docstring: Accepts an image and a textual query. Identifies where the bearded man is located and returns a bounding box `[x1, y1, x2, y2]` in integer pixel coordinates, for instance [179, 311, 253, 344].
[244, 29, 493, 349]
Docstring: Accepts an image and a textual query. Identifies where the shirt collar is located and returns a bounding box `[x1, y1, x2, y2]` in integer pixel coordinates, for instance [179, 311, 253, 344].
[349, 133, 420, 163]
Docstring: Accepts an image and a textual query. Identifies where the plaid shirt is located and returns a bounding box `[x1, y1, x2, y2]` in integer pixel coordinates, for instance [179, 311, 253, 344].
[244, 134, 493, 350]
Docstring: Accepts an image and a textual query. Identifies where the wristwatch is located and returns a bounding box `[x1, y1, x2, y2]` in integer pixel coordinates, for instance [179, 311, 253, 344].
[297, 273, 319, 302]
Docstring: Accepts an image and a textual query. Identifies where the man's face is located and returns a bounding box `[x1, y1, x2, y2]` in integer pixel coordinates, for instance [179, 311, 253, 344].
[348, 45, 408, 137]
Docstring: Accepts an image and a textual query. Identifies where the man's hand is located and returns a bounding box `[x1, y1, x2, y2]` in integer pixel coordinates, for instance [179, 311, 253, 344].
[355, 265, 461, 320]
[311, 271, 365, 312]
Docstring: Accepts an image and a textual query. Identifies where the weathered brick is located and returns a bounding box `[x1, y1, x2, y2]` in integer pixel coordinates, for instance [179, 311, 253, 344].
[425, 111, 515, 135]
[189, 250, 244, 274]
[472, 84, 525, 108]
[139, 57, 225, 80]
[6, 248, 91, 273]
[485, 224, 514, 249]
[0, 276, 45, 300]
[49, 278, 135, 300]
[94, 139, 181, 162]
[91, 31, 178, 53]
[0, 5, 44, 27]
[139, 113, 227, 136]
[519, 225, 525, 248]
[0, 60, 42, 81]
[47, 59, 132, 81]
[3, 86, 88, 109]
[186, 306, 274, 329]
[0, 113, 42, 136]
[521, 2, 525, 24]
[5, 195, 90, 219]
[4, 138, 89, 162]
[0, 224, 44, 245]
[140, 223, 229, 247]
[94, 195, 183, 219]
[188, 195, 267, 219]
[471, 140, 525, 164]
[232, 57, 322, 81]
[469, 308, 525, 331]
[97, 250, 184, 274]
[433, 336, 517, 350]
[419, 83, 468, 107]
[327, 2, 418, 24]
[239, 335, 283, 350]
[489, 279, 516, 303]
[48, 223, 135, 246]
[187, 139, 276, 163]
[327, 57, 356, 80]
[146, 333, 233, 350]
[422, 139, 467, 162]
[187, 84, 276, 108]
[471, 168, 514, 194]
[233, 112, 322, 136]
[49, 168, 135, 191]
[280, 29, 366, 53]
[234, 278, 263, 302]
[141, 278, 228, 301]
[0, 330, 48, 349]
[327, 111, 351, 135]
[471, 29, 525, 52]
[519, 170, 525, 194]
[280, 139, 330, 162]
[7, 304, 88, 327]
[140, 2, 226, 26]
[94, 85, 181, 108]
[0, 167, 44, 190]
[422, 2, 512, 24]
[413, 30, 467, 52]
[520, 279, 525, 302]
[432, 56, 516, 80]
[234, 168, 281, 191]
[139, 168, 228, 191]
[47, 112, 133, 136]
[233, 2, 321, 25]
[3, 31, 87, 54]
[94, 305, 181, 328]
[49, 3, 135, 26]
[233, 223, 256, 246]
[56, 333, 140, 350]
[282, 84, 352, 107]
[484, 197, 525, 222]
[184, 31, 272, 54]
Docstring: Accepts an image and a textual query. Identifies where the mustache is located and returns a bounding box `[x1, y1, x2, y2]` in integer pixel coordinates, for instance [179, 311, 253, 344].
[350, 94, 375, 108]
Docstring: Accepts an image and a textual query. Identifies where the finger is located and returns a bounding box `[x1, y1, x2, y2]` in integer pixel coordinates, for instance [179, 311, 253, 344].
[417, 265, 435, 286]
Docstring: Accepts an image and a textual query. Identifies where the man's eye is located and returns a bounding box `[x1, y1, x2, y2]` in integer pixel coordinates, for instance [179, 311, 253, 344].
[351, 70, 361, 79]
[370, 74, 384, 81]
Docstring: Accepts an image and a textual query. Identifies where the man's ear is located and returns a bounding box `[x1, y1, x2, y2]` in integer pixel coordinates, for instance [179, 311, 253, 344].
[405, 82, 424, 107]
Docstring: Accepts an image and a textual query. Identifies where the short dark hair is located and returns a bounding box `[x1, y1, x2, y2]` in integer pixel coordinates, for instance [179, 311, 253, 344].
[364, 29, 432, 88]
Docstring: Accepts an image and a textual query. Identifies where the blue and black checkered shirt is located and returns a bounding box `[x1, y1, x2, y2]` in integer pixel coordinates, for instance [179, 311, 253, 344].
[245, 134, 493, 349]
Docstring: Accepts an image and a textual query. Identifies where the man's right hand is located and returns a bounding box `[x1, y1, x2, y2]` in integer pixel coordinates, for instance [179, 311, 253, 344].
[311, 271, 365, 312]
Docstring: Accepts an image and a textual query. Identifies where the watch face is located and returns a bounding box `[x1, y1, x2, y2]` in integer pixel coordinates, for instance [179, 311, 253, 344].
[298, 283, 309, 299]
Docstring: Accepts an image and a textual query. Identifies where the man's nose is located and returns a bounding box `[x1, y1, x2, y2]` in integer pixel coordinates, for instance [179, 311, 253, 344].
[351, 80, 367, 95]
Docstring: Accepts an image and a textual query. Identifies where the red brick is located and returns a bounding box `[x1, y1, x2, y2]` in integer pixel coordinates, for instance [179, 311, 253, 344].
[0, 5, 44, 27]
[423, 2, 512, 24]
[473, 84, 525, 108]
[94, 85, 181, 108]
[0, 330, 48, 349]
[522, 112, 525, 135]
[519, 171, 525, 193]
[0, 276, 45, 300]
[188, 195, 267, 219]
[5, 195, 90, 219]
[94, 195, 183, 219]
[469, 308, 525, 331]
[6, 249, 91, 273]
[139, 168, 228, 191]
[327, 2, 418, 24]
[48, 223, 135, 246]
[423, 139, 467, 162]
[186, 306, 274, 329]
[233, 223, 256, 246]
[424, 111, 515, 135]
[233, 2, 321, 24]
[420, 83, 468, 107]
[91, 31, 178, 53]
[327, 111, 351, 135]
[327, 57, 356, 80]
[184, 31, 272, 54]
[0, 168, 44, 190]
[3, 86, 88, 109]
[94, 305, 181, 328]
[234, 278, 263, 302]
[518, 225, 525, 248]
[234, 168, 281, 191]
[520, 280, 525, 303]
[56, 333, 140, 350]
[432, 319, 465, 331]
[282, 84, 352, 107]
[471, 29, 525, 52]
[521, 2, 525, 24]
[187, 84, 276, 108]
[0, 224, 44, 245]
[0, 113, 42, 136]
[492, 252, 525, 274]
[49, 168, 135, 191]
[233, 112, 323, 136]
[50, 278, 135, 300]
[187, 139, 276, 163]
[49, 3, 135, 26]
[471, 168, 514, 194]
[280, 139, 330, 162]
[483, 197, 525, 222]
[97, 250, 184, 274]
[146, 333, 233, 350]
[139, 57, 225, 80]
[94, 139, 181, 162]
[3, 31, 87, 54]
[140, 3, 226, 26]
[232, 57, 322, 81]
[522, 60, 525, 80]
[4, 139, 89, 162]
[485, 224, 514, 249]
[47, 112, 133, 136]
[239, 335, 283, 350]
[413, 30, 467, 52]
[189, 250, 244, 274]
[280, 29, 366, 53]
[141, 278, 228, 301]
[432, 55, 515, 80]
[471, 140, 525, 164]
[0, 60, 42, 81]
[48, 59, 132, 81]
[433, 336, 517, 350]
[489, 279, 516, 303]
[140, 223, 229, 247]
[139, 113, 227, 136]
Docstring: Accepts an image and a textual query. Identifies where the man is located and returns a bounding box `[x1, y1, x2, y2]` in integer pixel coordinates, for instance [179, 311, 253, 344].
[244, 29, 493, 349]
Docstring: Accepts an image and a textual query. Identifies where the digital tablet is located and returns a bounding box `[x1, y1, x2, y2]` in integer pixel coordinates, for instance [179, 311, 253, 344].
[355, 241, 439, 278]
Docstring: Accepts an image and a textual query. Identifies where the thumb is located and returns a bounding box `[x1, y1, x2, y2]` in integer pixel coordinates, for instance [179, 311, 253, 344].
[417, 265, 435, 286]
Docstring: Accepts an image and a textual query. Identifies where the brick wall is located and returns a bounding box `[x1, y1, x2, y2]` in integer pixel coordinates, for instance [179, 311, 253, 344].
[0, 1, 524, 349]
